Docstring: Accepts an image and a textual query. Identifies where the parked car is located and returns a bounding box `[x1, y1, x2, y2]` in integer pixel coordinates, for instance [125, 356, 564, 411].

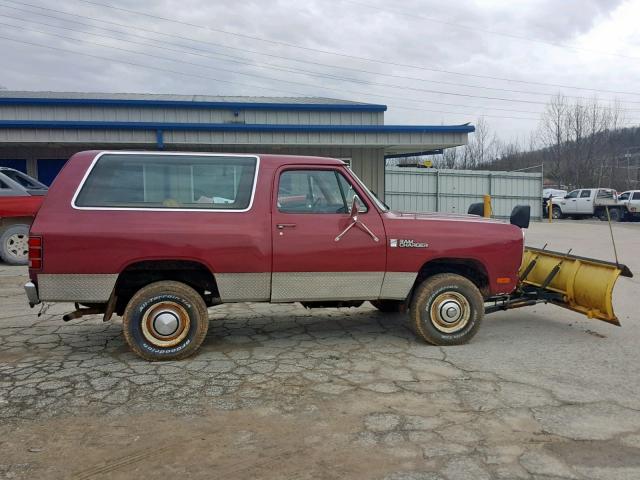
[550, 188, 622, 221]
[617, 190, 640, 221]
[0, 167, 48, 264]
[25, 150, 532, 360]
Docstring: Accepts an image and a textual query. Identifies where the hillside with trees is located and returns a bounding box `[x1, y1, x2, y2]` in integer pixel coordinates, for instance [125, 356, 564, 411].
[395, 95, 640, 191]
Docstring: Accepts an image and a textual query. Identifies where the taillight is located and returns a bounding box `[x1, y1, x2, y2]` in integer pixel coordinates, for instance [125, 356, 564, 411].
[28, 236, 42, 269]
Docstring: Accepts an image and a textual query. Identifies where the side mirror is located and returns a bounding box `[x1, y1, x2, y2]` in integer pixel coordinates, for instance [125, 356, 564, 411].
[510, 205, 530, 229]
[468, 202, 484, 216]
[349, 195, 363, 219]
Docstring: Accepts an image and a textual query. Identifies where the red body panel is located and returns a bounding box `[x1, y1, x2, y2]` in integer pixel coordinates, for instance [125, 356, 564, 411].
[271, 164, 387, 273]
[0, 195, 43, 218]
[30, 151, 524, 297]
[381, 211, 523, 294]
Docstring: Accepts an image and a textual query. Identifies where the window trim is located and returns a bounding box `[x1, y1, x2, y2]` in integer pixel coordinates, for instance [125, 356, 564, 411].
[275, 166, 372, 215]
[71, 151, 260, 212]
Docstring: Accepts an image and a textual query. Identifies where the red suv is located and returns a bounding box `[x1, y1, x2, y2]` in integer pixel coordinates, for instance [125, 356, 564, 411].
[25, 151, 525, 360]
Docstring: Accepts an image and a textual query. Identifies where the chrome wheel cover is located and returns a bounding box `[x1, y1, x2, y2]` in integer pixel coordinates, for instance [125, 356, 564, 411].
[429, 291, 471, 333]
[141, 301, 191, 347]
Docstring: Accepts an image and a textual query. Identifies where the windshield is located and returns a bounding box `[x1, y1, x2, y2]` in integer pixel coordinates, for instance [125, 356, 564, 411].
[2, 170, 47, 189]
[347, 168, 389, 212]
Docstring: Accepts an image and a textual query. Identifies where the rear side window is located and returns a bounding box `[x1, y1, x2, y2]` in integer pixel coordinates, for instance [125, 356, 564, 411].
[580, 190, 591, 198]
[633, 192, 640, 200]
[74, 154, 258, 210]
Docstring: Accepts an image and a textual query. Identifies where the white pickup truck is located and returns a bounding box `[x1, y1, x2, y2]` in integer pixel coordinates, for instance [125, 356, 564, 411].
[550, 188, 622, 221]
[618, 190, 640, 220]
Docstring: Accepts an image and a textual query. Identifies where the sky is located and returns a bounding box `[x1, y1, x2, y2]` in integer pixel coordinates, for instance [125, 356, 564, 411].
[0, 0, 639, 143]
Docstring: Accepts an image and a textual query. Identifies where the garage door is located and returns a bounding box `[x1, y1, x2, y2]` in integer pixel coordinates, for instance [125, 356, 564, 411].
[37, 159, 67, 186]
[0, 159, 27, 173]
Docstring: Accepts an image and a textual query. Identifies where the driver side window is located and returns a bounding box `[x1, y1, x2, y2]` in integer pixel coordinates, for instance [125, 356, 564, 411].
[277, 169, 369, 214]
[566, 190, 579, 199]
[278, 170, 346, 214]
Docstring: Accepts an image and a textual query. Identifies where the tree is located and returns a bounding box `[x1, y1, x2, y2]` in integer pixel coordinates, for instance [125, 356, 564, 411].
[536, 95, 625, 188]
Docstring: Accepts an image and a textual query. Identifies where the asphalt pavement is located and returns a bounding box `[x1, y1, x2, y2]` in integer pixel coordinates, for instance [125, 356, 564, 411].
[0, 219, 639, 480]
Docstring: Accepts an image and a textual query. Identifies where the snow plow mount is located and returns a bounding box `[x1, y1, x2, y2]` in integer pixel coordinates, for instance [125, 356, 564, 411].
[486, 247, 632, 325]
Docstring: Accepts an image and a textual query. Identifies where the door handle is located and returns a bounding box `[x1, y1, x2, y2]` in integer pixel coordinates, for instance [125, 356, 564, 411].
[276, 223, 297, 229]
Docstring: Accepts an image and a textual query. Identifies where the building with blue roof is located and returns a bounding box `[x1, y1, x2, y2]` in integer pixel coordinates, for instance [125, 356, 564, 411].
[0, 91, 474, 198]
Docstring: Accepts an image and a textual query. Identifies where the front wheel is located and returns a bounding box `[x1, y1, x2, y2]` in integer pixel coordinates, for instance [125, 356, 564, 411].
[551, 206, 563, 220]
[122, 281, 209, 361]
[409, 273, 484, 346]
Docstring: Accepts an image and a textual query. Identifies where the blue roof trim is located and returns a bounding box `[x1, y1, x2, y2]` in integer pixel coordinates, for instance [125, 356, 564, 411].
[0, 120, 475, 133]
[0, 97, 388, 112]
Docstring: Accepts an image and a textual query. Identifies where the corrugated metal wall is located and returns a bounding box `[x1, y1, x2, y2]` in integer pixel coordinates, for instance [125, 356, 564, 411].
[385, 167, 543, 219]
[0, 105, 383, 126]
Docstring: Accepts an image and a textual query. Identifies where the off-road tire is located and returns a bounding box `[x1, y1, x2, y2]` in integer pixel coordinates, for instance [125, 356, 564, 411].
[409, 273, 484, 346]
[0, 224, 29, 265]
[122, 281, 208, 361]
[370, 300, 406, 313]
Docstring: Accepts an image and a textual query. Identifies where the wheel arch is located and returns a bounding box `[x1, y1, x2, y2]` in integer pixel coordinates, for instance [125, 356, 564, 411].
[113, 259, 220, 315]
[412, 257, 490, 299]
[0, 216, 33, 231]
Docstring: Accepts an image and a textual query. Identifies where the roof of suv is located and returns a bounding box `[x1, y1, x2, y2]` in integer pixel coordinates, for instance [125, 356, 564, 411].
[83, 150, 346, 166]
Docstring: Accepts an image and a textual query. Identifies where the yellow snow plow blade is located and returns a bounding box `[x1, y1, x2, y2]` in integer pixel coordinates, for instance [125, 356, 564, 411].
[519, 247, 633, 325]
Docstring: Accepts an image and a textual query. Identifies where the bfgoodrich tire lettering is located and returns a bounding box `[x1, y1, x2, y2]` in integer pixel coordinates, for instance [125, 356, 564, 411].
[409, 273, 484, 346]
[123, 281, 208, 361]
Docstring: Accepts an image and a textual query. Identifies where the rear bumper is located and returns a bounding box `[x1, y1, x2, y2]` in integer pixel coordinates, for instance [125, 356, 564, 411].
[24, 281, 40, 307]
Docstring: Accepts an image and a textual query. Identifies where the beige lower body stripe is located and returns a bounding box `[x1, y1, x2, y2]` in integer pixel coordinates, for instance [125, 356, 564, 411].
[380, 272, 418, 300]
[271, 272, 384, 302]
[36, 271, 417, 304]
[215, 273, 271, 302]
[38, 274, 117, 302]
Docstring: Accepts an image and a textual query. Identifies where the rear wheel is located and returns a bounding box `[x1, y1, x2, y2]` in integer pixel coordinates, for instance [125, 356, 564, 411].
[370, 300, 406, 313]
[597, 208, 607, 221]
[409, 273, 484, 346]
[597, 208, 621, 222]
[0, 224, 29, 265]
[122, 281, 209, 361]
